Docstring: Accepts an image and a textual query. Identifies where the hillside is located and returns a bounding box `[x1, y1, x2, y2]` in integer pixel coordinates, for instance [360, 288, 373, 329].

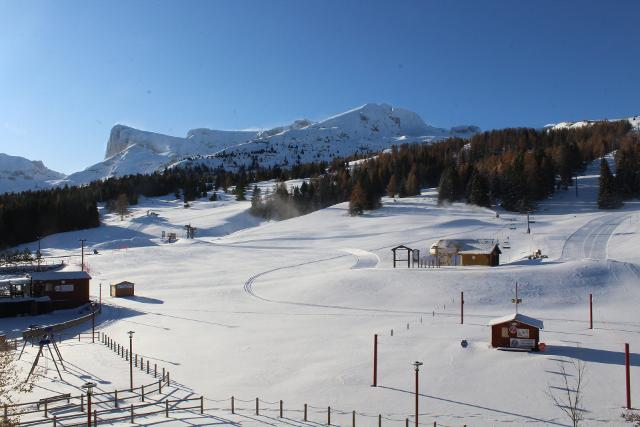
[5, 155, 640, 426]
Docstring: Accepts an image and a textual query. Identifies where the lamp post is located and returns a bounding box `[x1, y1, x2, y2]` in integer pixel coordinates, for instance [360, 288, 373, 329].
[413, 361, 423, 427]
[82, 381, 96, 427]
[127, 331, 135, 390]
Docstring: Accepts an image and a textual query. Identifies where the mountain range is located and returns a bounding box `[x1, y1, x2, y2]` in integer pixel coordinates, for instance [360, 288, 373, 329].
[0, 103, 480, 193]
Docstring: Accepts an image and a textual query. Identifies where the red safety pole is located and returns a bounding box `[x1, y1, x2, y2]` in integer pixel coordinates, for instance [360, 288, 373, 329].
[373, 334, 378, 387]
[589, 293, 593, 329]
[626, 343, 631, 409]
[460, 291, 464, 325]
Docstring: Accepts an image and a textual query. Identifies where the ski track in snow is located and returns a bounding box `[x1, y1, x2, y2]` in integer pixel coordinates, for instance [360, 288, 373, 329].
[561, 212, 632, 260]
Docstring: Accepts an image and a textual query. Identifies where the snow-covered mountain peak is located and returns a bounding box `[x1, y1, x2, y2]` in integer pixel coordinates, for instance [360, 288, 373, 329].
[0, 153, 65, 194]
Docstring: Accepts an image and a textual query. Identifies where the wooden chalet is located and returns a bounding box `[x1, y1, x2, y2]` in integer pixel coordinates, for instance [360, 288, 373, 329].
[489, 313, 543, 351]
[430, 239, 501, 266]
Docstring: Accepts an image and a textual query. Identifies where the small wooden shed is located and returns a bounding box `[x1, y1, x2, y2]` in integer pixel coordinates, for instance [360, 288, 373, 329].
[489, 313, 543, 351]
[110, 281, 135, 297]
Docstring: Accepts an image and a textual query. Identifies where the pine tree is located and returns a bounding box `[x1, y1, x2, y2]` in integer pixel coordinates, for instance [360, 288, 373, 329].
[250, 185, 262, 215]
[403, 168, 420, 197]
[598, 158, 622, 209]
[349, 183, 367, 216]
[438, 167, 459, 205]
[468, 173, 490, 207]
[235, 182, 246, 201]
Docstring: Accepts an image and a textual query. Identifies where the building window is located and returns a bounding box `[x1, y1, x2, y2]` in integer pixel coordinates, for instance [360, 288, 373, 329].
[501, 327, 509, 338]
[45, 283, 53, 292]
[55, 284, 74, 292]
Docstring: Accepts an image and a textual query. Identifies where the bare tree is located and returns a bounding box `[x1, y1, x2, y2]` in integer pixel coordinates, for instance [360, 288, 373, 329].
[115, 194, 129, 221]
[0, 346, 36, 426]
[548, 359, 587, 427]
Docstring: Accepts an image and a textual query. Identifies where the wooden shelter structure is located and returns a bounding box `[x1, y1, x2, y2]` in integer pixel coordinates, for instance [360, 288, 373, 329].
[110, 281, 135, 297]
[489, 313, 543, 351]
[391, 245, 414, 268]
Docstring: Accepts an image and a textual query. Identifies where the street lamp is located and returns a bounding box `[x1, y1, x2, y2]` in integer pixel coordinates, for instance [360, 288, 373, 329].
[413, 361, 423, 427]
[127, 331, 135, 390]
[82, 381, 97, 427]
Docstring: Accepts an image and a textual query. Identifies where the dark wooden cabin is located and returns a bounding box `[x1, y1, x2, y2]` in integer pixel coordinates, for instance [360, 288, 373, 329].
[489, 313, 543, 351]
[28, 270, 91, 310]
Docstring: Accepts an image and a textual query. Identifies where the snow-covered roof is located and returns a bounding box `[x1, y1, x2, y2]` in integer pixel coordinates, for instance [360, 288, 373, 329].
[28, 271, 91, 281]
[430, 239, 501, 255]
[489, 313, 544, 329]
[113, 281, 134, 286]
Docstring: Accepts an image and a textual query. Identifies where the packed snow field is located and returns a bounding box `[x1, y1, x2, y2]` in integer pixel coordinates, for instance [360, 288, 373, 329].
[4, 158, 640, 426]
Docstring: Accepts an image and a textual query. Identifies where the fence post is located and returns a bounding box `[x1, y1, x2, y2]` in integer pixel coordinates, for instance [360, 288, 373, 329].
[378, 414, 381, 427]
[147, 360, 150, 374]
[231, 396, 235, 414]
[142, 385, 145, 402]
[279, 400, 283, 418]
[167, 371, 170, 385]
[255, 398, 259, 415]
[159, 379, 162, 393]
[304, 403, 307, 421]
[53, 415, 56, 426]
[114, 390, 118, 408]
[3, 404, 7, 421]
[93, 409, 97, 426]
[154, 363, 157, 377]
[328, 406, 331, 426]
[165, 400, 169, 417]
[130, 403, 134, 423]
[80, 395, 84, 412]
[200, 396, 204, 414]
[353, 410, 356, 427]
[433, 421, 436, 427]
[44, 400, 48, 418]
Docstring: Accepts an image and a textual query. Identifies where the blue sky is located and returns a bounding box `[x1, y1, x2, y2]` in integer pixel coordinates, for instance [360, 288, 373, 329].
[1, 0, 639, 174]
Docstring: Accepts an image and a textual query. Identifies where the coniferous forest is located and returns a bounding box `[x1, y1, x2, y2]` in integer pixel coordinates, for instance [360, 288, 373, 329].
[0, 120, 635, 249]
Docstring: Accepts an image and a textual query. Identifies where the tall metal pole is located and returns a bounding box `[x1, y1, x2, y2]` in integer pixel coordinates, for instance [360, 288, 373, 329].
[413, 361, 422, 427]
[79, 239, 87, 271]
[91, 310, 95, 343]
[460, 291, 464, 325]
[373, 334, 378, 387]
[589, 293, 593, 330]
[37, 236, 42, 271]
[626, 343, 631, 410]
